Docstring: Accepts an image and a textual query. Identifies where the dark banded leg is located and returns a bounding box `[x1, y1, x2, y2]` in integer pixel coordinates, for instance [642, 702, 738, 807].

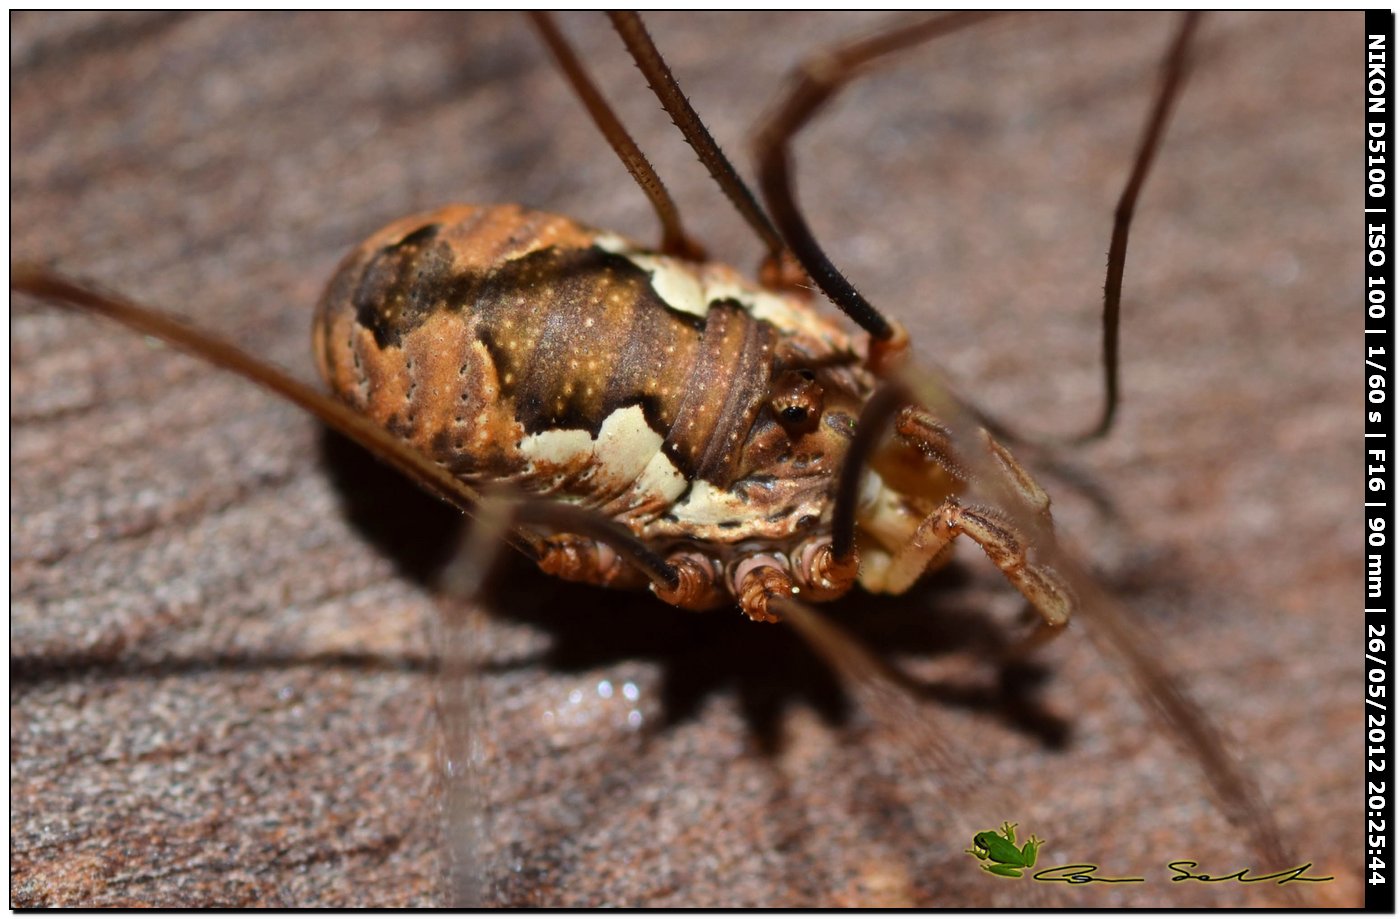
[830, 381, 912, 564]
[830, 380, 1058, 557]
[754, 12, 1200, 442]
[976, 12, 1204, 447]
[753, 13, 997, 345]
[528, 12, 705, 261]
[829, 377, 1065, 643]
[606, 12, 805, 290]
[1068, 12, 1202, 443]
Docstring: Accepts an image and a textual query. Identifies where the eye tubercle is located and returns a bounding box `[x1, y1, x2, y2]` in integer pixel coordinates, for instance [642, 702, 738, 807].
[769, 369, 823, 436]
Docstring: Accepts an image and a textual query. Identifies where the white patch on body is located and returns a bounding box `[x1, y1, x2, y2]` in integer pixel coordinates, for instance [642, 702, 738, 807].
[518, 427, 593, 468]
[517, 405, 679, 503]
[595, 233, 848, 347]
[705, 280, 821, 335]
[633, 450, 688, 503]
[593, 405, 664, 487]
[670, 479, 751, 526]
[594, 234, 709, 319]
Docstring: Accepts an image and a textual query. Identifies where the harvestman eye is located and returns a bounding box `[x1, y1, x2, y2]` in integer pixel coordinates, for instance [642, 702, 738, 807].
[769, 368, 824, 435]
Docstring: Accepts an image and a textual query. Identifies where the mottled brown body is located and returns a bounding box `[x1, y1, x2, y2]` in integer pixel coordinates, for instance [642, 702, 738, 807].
[315, 205, 895, 607]
[313, 203, 1071, 624]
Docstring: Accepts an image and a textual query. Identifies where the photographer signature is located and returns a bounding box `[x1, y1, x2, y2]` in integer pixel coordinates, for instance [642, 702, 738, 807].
[965, 824, 1333, 886]
[1029, 861, 1334, 886]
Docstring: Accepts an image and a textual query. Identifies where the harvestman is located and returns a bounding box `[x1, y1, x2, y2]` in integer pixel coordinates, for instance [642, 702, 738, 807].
[13, 12, 1296, 905]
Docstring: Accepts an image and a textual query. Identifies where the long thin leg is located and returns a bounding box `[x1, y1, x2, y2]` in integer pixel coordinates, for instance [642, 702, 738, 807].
[755, 13, 1200, 443]
[960, 13, 1202, 447]
[753, 13, 997, 343]
[436, 498, 513, 907]
[830, 381, 911, 562]
[514, 498, 680, 593]
[1070, 11, 1202, 443]
[776, 592, 973, 780]
[11, 266, 683, 596]
[527, 12, 705, 261]
[13, 265, 495, 526]
[605, 12, 804, 289]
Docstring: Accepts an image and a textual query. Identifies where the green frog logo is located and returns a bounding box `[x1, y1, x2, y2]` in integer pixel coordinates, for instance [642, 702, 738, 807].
[965, 822, 1044, 878]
